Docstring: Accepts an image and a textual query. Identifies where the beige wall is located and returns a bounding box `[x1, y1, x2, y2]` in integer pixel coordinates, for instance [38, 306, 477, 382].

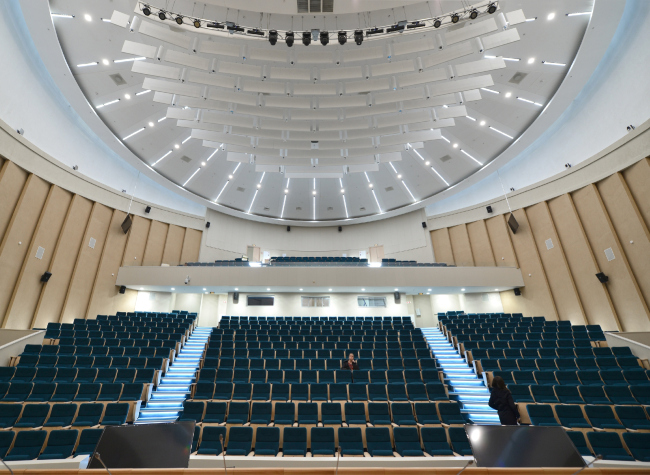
[0, 156, 202, 329]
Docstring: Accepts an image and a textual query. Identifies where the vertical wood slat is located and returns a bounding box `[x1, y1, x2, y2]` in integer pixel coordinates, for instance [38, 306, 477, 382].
[180, 228, 202, 264]
[430, 228, 454, 265]
[0, 161, 29, 247]
[485, 214, 519, 267]
[161, 224, 185, 266]
[5, 186, 73, 329]
[122, 215, 151, 267]
[142, 221, 169, 266]
[0, 175, 51, 327]
[448, 224, 475, 267]
[621, 157, 650, 230]
[466, 220, 496, 266]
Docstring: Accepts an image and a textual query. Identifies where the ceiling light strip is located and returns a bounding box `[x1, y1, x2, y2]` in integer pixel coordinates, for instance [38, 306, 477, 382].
[51, 13, 74, 18]
[489, 126, 514, 139]
[182, 136, 191, 144]
[183, 168, 201, 187]
[114, 57, 146, 63]
[465, 116, 476, 121]
[206, 148, 219, 161]
[517, 97, 543, 106]
[248, 190, 259, 214]
[135, 90, 151, 96]
[480, 87, 500, 94]
[313, 196, 316, 221]
[371, 190, 383, 213]
[157, 116, 167, 122]
[95, 99, 120, 109]
[215, 181, 229, 202]
[342, 194, 349, 218]
[402, 181, 416, 202]
[542, 61, 566, 66]
[152, 150, 172, 166]
[461, 149, 483, 166]
[430, 165, 449, 186]
[566, 12, 591, 16]
[122, 128, 145, 140]
[280, 195, 287, 218]
[77, 62, 98, 68]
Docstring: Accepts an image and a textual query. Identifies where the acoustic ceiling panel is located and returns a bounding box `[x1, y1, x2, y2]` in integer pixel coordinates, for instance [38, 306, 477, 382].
[138, 20, 191, 49]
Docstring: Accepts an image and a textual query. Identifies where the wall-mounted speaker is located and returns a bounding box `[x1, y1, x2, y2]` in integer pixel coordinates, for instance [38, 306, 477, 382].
[287, 226, 291, 232]
[233, 292, 239, 303]
[206, 222, 211, 228]
[119, 285, 126, 294]
[338, 226, 342, 232]
[394, 292, 400, 303]
[145, 206, 151, 213]
[514, 288, 521, 296]
[40, 272, 52, 283]
[596, 272, 609, 284]
[486, 205, 493, 213]
[421, 222, 427, 228]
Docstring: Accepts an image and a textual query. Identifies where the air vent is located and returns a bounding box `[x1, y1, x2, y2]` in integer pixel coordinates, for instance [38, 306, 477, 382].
[236, 187, 246, 192]
[296, 207, 302, 210]
[509, 72, 528, 84]
[298, 0, 332, 13]
[322, 0, 334, 12]
[385, 186, 394, 192]
[360, 207, 366, 211]
[180, 155, 192, 163]
[440, 154, 453, 162]
[327, 207, 334, 211]
[297, 0, 308, 13]
[109, 73, 127, 86]
[263, 207, 270, 211]
[310, 0, 321, 12]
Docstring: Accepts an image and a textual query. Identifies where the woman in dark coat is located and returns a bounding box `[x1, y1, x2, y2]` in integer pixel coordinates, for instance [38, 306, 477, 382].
[488, 376, 520, 425]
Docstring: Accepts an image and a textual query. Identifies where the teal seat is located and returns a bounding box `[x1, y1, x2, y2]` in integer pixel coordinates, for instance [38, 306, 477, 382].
[38, 429, 79, 460]
[421, 427, 453, 456]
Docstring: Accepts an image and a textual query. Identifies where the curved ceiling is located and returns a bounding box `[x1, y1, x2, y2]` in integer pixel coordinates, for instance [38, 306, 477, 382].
[38, 0, 600, 224]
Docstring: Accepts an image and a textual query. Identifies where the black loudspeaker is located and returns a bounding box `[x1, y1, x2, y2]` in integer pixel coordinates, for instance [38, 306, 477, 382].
[206, 222, 211, 228]
[507, 213, 519, 234]
[338, 226, 342, 232]
[287, 226, 291, 232]
[394, 292, 400, 303]
[40, 272, 52, 283]
[121, 214, 132, 234]
[421, 221, 427, 228]
[486, 205, 493, 213]
[119, 286, 126, 294]
[596, 272, 609, 283]
[233, 292, 239, 303]
[145, 206, 151, 213]
[514, 288, 521, 296]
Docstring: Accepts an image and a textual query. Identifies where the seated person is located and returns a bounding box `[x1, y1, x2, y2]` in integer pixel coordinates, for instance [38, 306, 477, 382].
[341, 353, 359, 371]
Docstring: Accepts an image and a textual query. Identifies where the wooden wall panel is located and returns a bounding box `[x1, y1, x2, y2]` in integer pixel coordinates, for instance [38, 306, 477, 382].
[448, 224, 474, 267]
[180, 228, 202, 264]
[430, 228, 454, 265]
[0, 175, 51, 327]
[547, 194, 619, 330]
[121, 216, 151, 267]
[5, 186, 72, 329]
[622, 157, 650, 229]
[142, 221, 169, 266]
[501, 209, 558, 320]
[161, 224, 185, 266]
[572, 185, 650, 331]
[526, 202, 586, 324]
[466, 220, 495, 266]
[0, 160, 28, 244]
[86, 210, 132, 319]
[32, 195, 93, 328]
[60, 203, 113, 323]
[485, 214, 518, 267]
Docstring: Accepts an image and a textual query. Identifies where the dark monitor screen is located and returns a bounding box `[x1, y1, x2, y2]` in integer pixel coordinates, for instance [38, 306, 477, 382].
[88, 422, 194, 469]
[507, 213, 519, 234]
[247, 296, 274, 306]
[466, 425, 585, 468]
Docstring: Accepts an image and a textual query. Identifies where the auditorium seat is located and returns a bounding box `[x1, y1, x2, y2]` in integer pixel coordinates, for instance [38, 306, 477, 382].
[622, 433, 650, 462]
[254, 427, 280, 456]
[367, 403, 391, 426]
[425, 383, 448, 401]
[2, 382, 33, 402]
[197, 426, 226, 455]
[329, 383, 348, 401]
[44, 403, 78, 427]
[321, 403, 342, 425]
[584, 405, 624, 430]
[72, 403, 104, 427]
[4, 430, 47, 461]
[615, 405, 650, 430]
[74, 383, 100, 401]
[203, 402, 227, 424]
[282, 427, 307, 456]
[226, 427, 253, 455]
[297, 402, 318, 424]
[631, 385, 650, 404]
[393, 427, 424, 457]
[226, 402, 250, 425]
[554, 385, 584, 404]
[271, 383, 290, 401]
[579, 386, 610, 404]
[604, 386, 638, 405]
[14, 404, 50, 428]
[421, 427, 454, 456]
[273, 403, 295, 425]
[310, 427, 335, 456]
[100, 403, 129, 425]
[366, 427, 394, 456]
[0, 404, 22, 428]
[391, 402, 417, 426]
[0, 431, 13, 458]
[527, 404, 559, 426]
[344, 403, 367, 425]
[97, 383, 123, 401]
[448, 427, 472, 456]
[438, 403, 467, 425]
[554, 405, 590, 428]
[214, 383, 234, 400]
[586, 432, 633, 461]
[310, 383, 328, 401]
[250, 402, 272, 425]
[339, 427, 364, 456]
[179, 401, 205, 422]
[414, 402, 440, 425]
[37, 429, 78, 460]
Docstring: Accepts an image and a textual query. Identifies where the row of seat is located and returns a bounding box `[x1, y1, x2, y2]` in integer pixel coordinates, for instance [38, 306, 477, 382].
[0, 382, 145, 403]
[0, 402, 130, 429]
[200, 358, 436, 371]
[192, 382, 449, 403]
[206, 347, 428, 356]
[208, 338, 423, 346]
[479, 356, 642, 373]
[21, 346, 172, 359]
[470, 346, 632, 360]
[17, 355, 166, 370]
[198, 369, 441, 384]
[526, 404, 650, 430]
[51, 334, 183, 345]
[0, 367, 155, 385]
[0, 428, 103, 461]
[46, 327, 188, 336]
[506, 383, 650, 405]
[215, 326, 416, 333]
[490, 369, 650, 387]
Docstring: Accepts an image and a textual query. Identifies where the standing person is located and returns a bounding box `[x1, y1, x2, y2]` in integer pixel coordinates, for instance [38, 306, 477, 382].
[488, 376, 520, 425]
[341, 353, 358, 371]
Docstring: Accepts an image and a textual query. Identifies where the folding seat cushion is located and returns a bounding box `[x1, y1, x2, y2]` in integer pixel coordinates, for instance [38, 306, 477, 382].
[406, 383, 428, 401]
[615, 406, 650, 430]
[616, 357, 640, 370]
[584, 405, 624, 430]
[624, 370, 650, 386]
[391, 402, 417, 425]
[44, 403, 78, 427]
[4, 430, 47, 461]
[414, 402, 440, 425]
[338, 427, 364, 456]
[344, 403, 367, 425]
[555, 405, 590, 428]
[448, 427, 473, 456]
[367, 403, 391, 426]
[393, 427, 424, 457]
[273, 403, 296, 425]
[534, 371, 557, 386]
[33, 368, 57, 383]
[282, 427, 307, 456]
[179, 401, 205, 422]
[586, 432, 633, 461]
[566, 431, 593, 457]
[555, 371, 580, 386]
[197, 426, 226, 455]
[250, 402, 273, 425]
[100, 403, 129, 425]
[526, 404, 559, 426]
[38, 429, 79, 460]
[368, 383, 388, 401]
[233, 370, 250, 384]
[600, 370, 629, 386]
[438, 403, 467, 424]
[297, 402, 318, 424]
[311, 427, 335, 456]
[291, 383, 309, 401]
[425, 383, 448, 401]
[203, 402, 227, 424]
[387, 383, 409, 402]
[0, 404, 22, 428]
[97, 383, 123, 401]
[420, 427, 453, 456]
[530, 385, 559, 403]
[227, 402, 250, 425]
[26, 382, 55, 402]
[226, 427, 253, 456]
[579, 386, 610, 404]
[254, 427, 280, 456]
[631, 386, 650, 404]
[2, 383, 33, 402]
[365, 427, 394, 457]
[8, 368, 35, 383]
[232, 383, 252, 400]
[214, 383, 234, 400]
[604, 386, 638, 405]
[95, 369, 117, 384]
[513, 371, 536, 385]
[622, 433, 650, 462]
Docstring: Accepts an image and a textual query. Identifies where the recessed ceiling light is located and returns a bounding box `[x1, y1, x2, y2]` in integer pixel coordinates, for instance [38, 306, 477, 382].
[340, 188, 345, 193]
[312, 190, 317, 195]
[397, 174, 402, 179]
[328, 288, 332, 291]
[124, 94, 131, 100]
[505, 92, 512, 98]
[527, 57, 535, 64]
[84, 14, 92, 21]
[480, 120, 486, 126]
[394, 288, 398, 291]
[361, 288, 365, 291]
[369, 183, 373, 188]
[547, 12, 555, 20]
[203, 288, 206, 291]
[228, 175, 233, 179]
[453, 143, 458, 148]
[201, 162, 206, 166]
[256, 184, 262, 189]
[425, 161, 430, 166]
[102, 59, 109, 65]
[284, 189, 289, 194]
[461, 288, 466, 291]
[299, 288, 303, 291]
[174, 144, 180, 149]
[171, 288, 175, 290]
[267, 288, 271, 291]
[495, 288, 499, 291]
[428, 289, 432, 291]
[148, 122, 154, 127]
[140, 288, 144, 290]
[235, 288, 238, 291]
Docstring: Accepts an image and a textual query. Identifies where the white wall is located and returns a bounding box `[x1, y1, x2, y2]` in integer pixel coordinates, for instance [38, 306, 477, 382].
[430, 292, 504, 317]
[201, 208, 434, 262]
[134, 292, 174, 313]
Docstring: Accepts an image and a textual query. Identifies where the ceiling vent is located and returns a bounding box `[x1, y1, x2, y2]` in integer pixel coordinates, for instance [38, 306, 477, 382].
[327, 206, 334, 211]
[180, 155, 192, 163]
[296, 206, 302, 210]
[109, 73, 127, 86]
[360, 207, 366, 211]
[236, 187, 246, 192]
[263, 207, 270, 211]
[297, 0, 308, 13]
[322, 0, 334, 12]
[385, 186, 394, 192]
[310, 0, 321, 12]
[298, 0, 332, 13]
[509, 72, 528, 84]
[439, 154, 453, 162]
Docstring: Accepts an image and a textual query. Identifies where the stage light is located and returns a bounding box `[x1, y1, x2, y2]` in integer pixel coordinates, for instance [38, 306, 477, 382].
[469, 9, 478, 19]
[158, 11, 166, 21]
[320, 31, 329, 46]
[142, 5, 151, 16]
[302, 31, 311, 46]
[354, 29, 364, 45]
[487, 3, 497, 14]
[451, 13, 460, 23]
[269, 30, 278, 45]
[175, 16, 183, 25]
[338, 31, 347, 45]
[193, 19, 201, 28]
[286, 32, 294, 47]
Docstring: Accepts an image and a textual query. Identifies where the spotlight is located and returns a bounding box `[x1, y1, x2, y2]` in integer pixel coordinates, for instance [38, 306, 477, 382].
[320, 31, 329, 46]
[302, 31, 311, 46]
[338, 31, 347, 45]
[286, 31, 294, 47]
[158, 10, 166, 21]
[142, 5, 151, 16]
[354, 29, 364, 45]
[175, 16, 183, 25]
[193, 19, 201, 28]
[487, 3, 497, 14]
[269, 30, 278, 45]
[451, 13, 460, 23]
[433, 18, 441, 28]
[469, 9, 478, 19]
